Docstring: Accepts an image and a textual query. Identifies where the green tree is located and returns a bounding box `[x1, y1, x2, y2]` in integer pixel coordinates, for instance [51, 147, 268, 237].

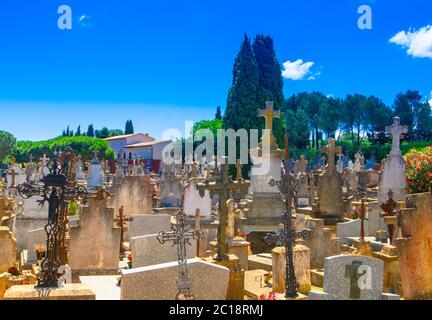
[87, 124, 95, 137]
[393, 90, 421, 138]
[223, 35, 260, 132]
[215, 106, 222, 120]
[125, 120, 134, 134]
[285, 109, 310, 149]
[252, 34, 285, 148]
[319, 97, 341, 139]
[75, 125, 81, 136]
[95, 127, 110, 139]
[0, 130, 16, 162]
[415, 102, 432, 139]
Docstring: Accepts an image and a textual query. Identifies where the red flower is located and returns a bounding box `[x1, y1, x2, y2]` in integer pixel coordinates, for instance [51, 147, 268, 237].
[128, 253, 132, 261]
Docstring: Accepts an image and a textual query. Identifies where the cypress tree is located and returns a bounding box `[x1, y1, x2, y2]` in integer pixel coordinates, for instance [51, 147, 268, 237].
[75, 125, 81, 136]
[87, 124, 94, 137]
[215, 106, 222, 120]
[252, 34, 285, 148]
[125, 120, 134, 134]
[223, 35, 260, 132]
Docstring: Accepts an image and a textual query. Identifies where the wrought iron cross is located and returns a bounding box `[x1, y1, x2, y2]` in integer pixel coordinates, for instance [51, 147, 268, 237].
[380, 189, 397, 243]
[265, 134, 310, 298]
[157, 210, 204, 300]
[17, 153, 109, 288]
[115, 206, 133, 257]
[196, 157, 245, 261]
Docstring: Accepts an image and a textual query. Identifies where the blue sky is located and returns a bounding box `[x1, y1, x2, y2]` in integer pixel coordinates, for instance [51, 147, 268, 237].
[0, 0, 431, 141]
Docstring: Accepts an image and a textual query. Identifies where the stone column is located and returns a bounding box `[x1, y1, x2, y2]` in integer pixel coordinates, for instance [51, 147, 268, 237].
[271, 244, 311, 294]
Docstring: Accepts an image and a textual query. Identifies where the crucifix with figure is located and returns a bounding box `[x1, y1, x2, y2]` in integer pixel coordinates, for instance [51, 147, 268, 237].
[157, 210, 204, 300]
[258, 101, 280, 148]
[265, 134, 310, 298]
[386, 117, 408, 156]
[320, 138, 342, 169]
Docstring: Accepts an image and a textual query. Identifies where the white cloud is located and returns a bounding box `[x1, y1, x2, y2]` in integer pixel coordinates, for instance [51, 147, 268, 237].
[390, 25, 432, 58]
[78, 14, 93, 27]
[282, 59, 315, 80]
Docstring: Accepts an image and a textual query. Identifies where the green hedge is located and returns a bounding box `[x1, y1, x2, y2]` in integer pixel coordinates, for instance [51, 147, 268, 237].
[14, 136, 115, 163]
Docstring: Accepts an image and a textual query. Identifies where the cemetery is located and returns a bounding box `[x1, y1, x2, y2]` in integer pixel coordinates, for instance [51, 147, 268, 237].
[1, 0, 432, 304]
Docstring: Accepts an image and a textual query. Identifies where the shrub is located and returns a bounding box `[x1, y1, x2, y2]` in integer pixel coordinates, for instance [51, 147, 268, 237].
[14, 136, 115, 163]
[405, 146, 432, 194]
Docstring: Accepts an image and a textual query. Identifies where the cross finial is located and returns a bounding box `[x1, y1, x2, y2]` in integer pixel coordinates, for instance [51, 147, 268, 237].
[386, 117, 408, 156]
[320, 138, 342, 168]
[258, 101, 280, 148]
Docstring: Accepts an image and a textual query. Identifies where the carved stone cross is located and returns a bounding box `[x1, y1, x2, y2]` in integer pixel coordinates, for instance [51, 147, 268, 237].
[320, 138, 342, 168]
[386, 117, 408, 156]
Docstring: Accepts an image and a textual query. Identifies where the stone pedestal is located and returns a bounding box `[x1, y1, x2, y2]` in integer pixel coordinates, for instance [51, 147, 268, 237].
[0, 227, 16, 273]
[243, 193, 283, 232]
[395, 192, 432, 300]
[373, 245, 401, 295]
[271, 245, 311, 294]
[0, 271, 36, 299]
[210, 238, 250, 271]
[3, 284, 96, 300]
[206, 254, 244, 300]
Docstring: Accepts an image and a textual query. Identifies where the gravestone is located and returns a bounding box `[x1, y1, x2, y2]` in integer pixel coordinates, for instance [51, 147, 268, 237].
[26, 228, 46, 263]
[120, 258, 229, 300]
[309, 255, 399, 300]
[159, 162, 183, 208]
[110, 175, 155, 215]
[184, 176, 211, 218]
[0, 227, 16, 273]
[129, 233, 196, 268]
[378, 117, 408, 206]
[396, 192, 432, 299]
[128, 214, 171, 239]
[316, 139, 345, 223]
[69, 199, 121, 279]
[87, 154, 103, 188]
[304, 218, 341, 269]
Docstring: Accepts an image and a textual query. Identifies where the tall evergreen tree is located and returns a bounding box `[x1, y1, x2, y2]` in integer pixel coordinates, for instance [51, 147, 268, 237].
[215, 106, 222, 120]
[252, 34, 285, 148]
[223, 35, 260, 132]
[87, 124, 95, 137]
[75, 125, 81, 136]
[66, 126, 70, 137]
[125, 120, 134, 134]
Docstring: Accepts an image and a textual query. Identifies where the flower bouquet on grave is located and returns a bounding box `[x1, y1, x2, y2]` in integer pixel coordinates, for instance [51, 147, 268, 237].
[258, 292, 284, 300]
[34, 244, 47, 268]
[127, 253, 132, 269]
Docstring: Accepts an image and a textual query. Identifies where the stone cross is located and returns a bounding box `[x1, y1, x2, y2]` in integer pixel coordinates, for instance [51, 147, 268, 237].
[258, 101, 280, 148]
[258, 101, 280, 135]
[157, 210, 204, 300]
[296, 155, 308, 175]
[320, 138, 342, 169]
[265, 134, 310, 298]
[115, 206, 133, 257]
[386, 117, 408, 156]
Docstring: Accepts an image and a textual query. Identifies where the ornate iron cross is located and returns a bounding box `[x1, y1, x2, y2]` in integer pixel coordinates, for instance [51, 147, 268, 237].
[380, 189, 398, 243]
[196, 157, 245, 261]
[17, 152, 110, 288]
[265, 134, 310, 298]
[157, 210, 204, 300]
